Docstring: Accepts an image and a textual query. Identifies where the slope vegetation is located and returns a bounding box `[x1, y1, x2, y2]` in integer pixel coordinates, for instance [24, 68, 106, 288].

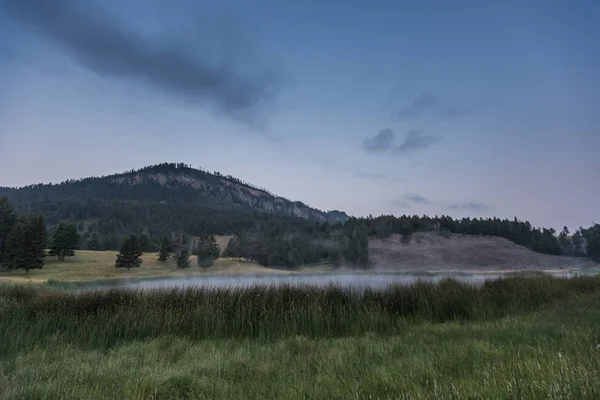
[369, 232, 595, 271]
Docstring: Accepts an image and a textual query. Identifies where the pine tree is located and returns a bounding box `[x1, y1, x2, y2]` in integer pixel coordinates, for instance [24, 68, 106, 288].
[587, 224, 600, 263]
[157, 236, 172, 262]
[558, 226, 572, 256]
[176, 248, 191, 269]
[29, 216, 47, 271]
[138, 234, 151, 252]
[572, 230, 584, 256]
[5, 215, 47, 274]
[0, 197, 17, 267]
[4, 217, 28, 272]
[194, 235, 220, 268]
[173, 230, 188, 259]
[115, 234, 143, 270]
[49, 223, 80, 261]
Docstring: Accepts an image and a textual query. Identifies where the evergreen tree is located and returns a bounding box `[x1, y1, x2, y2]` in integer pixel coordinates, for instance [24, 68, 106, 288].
[194, 235, 221, 268]
[176, 248, 191, 269]
[223, 237, 239, 259]
[115, 235, 143, 270]
[138, 234, 151, 252]
[5, 215, 47, 274]
[558, 226, 573, 256]
[86, 233, 102, 250]
[586, 224, 600, 263]
[49, 223, 80, 261]
[173, 230, 188, 259]
[400, 222, 414, 244]
[157, 236, 173, 262]
[29, 216, 48, 270]
[345, 228, 369, 267]
[0, 197, 17, 266]
[572, 230, 584, 256]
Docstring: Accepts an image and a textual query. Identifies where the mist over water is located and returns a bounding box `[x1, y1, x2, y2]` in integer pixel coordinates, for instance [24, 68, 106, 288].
[82, 271, 575, 291]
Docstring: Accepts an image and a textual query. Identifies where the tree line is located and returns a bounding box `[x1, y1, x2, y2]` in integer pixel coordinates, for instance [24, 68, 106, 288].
[1, 196, 599, 273]
[115, 232, 221, 270]
[0, 198, 80, 273]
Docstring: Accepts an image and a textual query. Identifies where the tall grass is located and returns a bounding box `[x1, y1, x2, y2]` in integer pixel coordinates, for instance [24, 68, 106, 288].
[1, 275, 599, 355]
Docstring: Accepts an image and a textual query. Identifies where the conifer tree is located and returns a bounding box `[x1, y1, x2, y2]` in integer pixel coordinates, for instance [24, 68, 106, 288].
[157, 236, 173, 262]
[194, 235, 220, 268]
[115, 234, 143, 270]
[587, 224, 600, 262]
[5, 215, 47, 274]
[49, 223, 80, 261]
[0, 197, 17, 266]
[176, 248, 191, 269]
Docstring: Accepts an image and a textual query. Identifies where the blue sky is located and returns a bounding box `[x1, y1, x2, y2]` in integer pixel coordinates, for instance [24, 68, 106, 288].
[1, 0, 598, 230]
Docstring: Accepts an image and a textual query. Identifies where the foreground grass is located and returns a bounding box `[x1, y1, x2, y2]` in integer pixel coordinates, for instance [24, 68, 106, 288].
[1, 277, 600, 399]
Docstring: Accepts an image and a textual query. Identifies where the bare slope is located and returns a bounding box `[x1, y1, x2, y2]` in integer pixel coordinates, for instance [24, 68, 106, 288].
[369, 232, 595, 271]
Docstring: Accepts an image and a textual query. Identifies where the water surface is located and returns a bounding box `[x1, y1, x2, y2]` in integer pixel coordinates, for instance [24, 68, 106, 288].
[81, 271, 576, 291]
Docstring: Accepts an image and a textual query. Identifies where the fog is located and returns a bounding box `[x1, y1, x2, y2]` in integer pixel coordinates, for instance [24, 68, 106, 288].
[80, 271, 575, 292]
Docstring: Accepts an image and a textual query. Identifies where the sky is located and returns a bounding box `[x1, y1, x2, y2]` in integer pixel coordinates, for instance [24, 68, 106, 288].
[1, 0, 599, 230]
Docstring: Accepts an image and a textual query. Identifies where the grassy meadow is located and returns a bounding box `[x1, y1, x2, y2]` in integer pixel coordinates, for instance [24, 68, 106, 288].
[0, 250, 290, 284]
[1, 276, 600, 399]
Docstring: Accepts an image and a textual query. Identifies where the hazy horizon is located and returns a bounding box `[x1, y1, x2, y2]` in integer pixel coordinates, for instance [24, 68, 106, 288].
[1, 0, 599, 230]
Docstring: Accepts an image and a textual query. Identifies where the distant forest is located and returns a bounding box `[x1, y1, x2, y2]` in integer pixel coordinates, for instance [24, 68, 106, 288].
[0, 163, 599, 268]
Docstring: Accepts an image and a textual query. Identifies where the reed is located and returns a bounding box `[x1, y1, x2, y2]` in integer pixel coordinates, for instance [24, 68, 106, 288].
[1, 275, 599, 353]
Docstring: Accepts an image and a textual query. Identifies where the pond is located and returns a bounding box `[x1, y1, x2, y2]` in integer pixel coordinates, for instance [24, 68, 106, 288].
[79, 270, 575, 291]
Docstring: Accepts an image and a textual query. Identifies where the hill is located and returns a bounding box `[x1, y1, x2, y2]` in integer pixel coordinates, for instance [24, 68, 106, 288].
[0, 163, 349, 249]
[0, 163, 348, 223]
[369, 232, 596, 271]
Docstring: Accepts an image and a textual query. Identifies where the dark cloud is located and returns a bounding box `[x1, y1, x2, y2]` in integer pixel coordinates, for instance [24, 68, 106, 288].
[396, 92, 440, 119]
[5, 0, 281, 124]
[363, 128, 440, 155]
[354, 172, 404, 183]
[392, 193, 432, 208]
[395, 92, 480, 121]
[363, 128, 395, 152]
[404, 193, 431, 205]
[395, 129, 441, 154]
[448, 202, 490, 212]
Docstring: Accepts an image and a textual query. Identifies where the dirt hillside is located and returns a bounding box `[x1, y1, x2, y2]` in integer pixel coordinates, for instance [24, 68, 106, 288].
[369, 232, 596, 271]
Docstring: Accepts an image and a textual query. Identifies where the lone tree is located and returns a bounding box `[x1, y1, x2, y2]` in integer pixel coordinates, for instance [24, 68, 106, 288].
[115, 234, 143, 270]
[5, 215, 47, 275]
[176, 248, 191, 269]
[157, 236, 173, 262]
[49, 223, 80, 261]
[194, 235, 221, 268]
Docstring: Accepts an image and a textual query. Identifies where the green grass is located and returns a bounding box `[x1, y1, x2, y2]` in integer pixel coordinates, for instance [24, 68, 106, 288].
[0, 250, 291, 283]
[1, 276, 600, 399]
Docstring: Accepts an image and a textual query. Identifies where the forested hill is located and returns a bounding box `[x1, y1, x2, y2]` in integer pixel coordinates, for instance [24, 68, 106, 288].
[0, 163, 348, 223]
[0, 163, 348, 248]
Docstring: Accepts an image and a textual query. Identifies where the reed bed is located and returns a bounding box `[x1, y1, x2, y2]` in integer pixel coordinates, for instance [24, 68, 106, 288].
[1, 275, 599, 354]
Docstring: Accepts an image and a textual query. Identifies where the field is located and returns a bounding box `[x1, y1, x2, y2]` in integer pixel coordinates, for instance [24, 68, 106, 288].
[0, 250, 292, 284]
[1, 276, 600, 399]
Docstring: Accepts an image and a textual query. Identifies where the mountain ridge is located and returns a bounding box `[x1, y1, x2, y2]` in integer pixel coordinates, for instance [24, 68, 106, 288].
[0, 162, 349, 224]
